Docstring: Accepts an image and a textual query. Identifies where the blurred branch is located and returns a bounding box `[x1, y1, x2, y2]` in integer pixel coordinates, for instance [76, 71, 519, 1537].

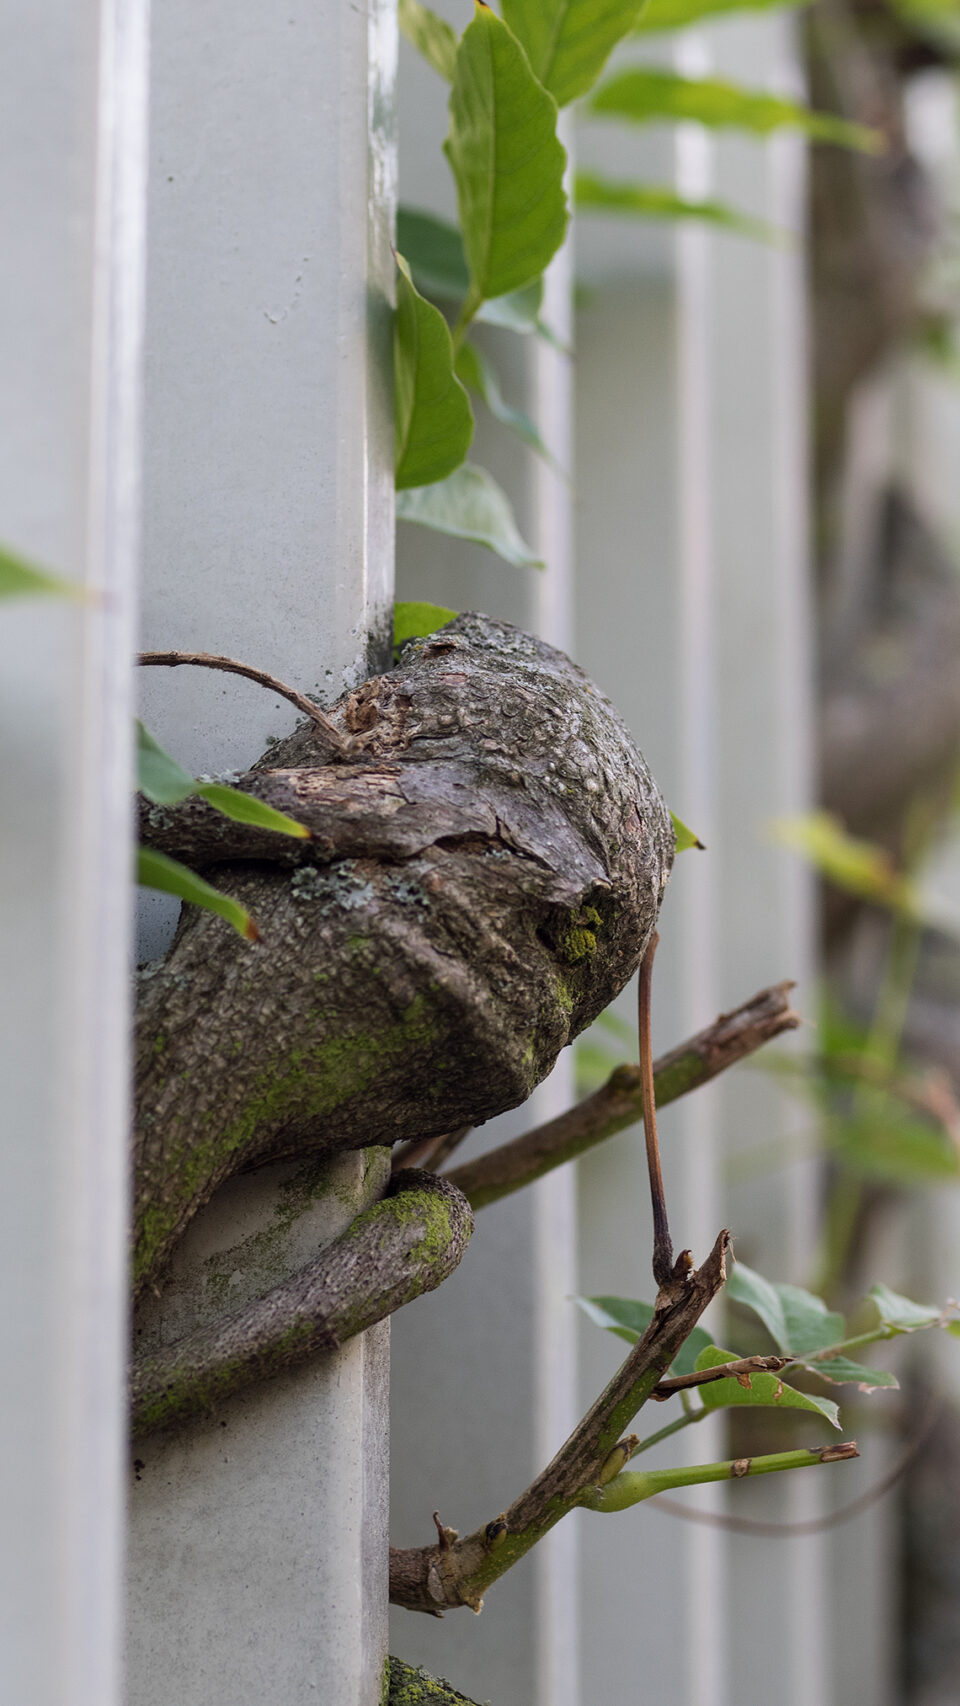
[447, 982, 801, 1210]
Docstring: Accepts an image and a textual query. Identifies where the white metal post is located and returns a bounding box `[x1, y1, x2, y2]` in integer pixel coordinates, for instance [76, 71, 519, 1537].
[127, 2, 396, 1702]
[0, 1, 149, 1703]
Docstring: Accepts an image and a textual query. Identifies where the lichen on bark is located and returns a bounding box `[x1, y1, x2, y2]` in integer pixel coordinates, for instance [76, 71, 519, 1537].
[134, 615, 674, 1297]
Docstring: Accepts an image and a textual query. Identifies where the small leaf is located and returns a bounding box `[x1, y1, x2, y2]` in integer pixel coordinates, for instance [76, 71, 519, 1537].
[396, 463, 544, 568]
[868, 1283, 943, 1334]
[574, 1295, 713, 1374]
[800, 1356, 898, 1391]
[445, 4, 568, 308]
[455, 341, 558, 464]
[394, 601, 459, 647]
[770, 812, 920, 918]
[575, 171, 777, 241]
[727, 1262, 846, 1355]
[695, 1345, 841, 1427]
[137, 848, 259, 941]
[589, 68, 881, 152]
[477, 279, 545, 334]
[636, 0, 807, 32]
[0, 542, 85, 602]
[395, 255, 474, 490]
[194, 783, 311, 839]
[137, 724, 309, 839]
[398, 0, 459, 80]
[136, 720, 197, 806]
[502, 0, 647, 106]
[671, 810, 705, 853]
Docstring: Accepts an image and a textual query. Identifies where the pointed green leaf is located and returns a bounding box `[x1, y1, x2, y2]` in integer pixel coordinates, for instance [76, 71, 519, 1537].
[445, 3, 568, 309]
[137, 724, 309, 839]
[194, 783, 311, 839]
[695, 1346, 841, 1427]
[727, 1262, 846, 1355]
[671, 810, 706, 853]
[137, 848, 259, 941]
[393, 601, 459, 647]
[575, 170, 777, 241]
[455, 341, 558, 464]
[502, 0, 646, 106]
[636, 0, 807, 32]
[0, 542, 85, 602]
[397, 206, 547, 334]
[399, 0, 459, 80]
[589, 68, 880, 151]
[800, 1356, 898, 1390]
[136, 720, 197, 805]
[574, 1296, 714, 1374]
[396, 462, 544, 568]
[868, 1283, 943, 1333]
[395, 255, 474, 491]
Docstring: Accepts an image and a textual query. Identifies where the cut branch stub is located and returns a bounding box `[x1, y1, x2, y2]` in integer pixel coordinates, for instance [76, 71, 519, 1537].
[135, 615, 674, 1295]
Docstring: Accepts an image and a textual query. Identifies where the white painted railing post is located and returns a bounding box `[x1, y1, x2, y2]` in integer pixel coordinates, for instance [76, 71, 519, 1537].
[127, 3, 396, 1703]
[0, 2, 149, 1703]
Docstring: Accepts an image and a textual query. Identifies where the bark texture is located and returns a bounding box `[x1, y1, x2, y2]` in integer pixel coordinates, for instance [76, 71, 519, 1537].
[131, 1170, 473, 1437]
[446, 981, 800, 1209]
[389, 1230, 731, 1615]
[135, 616, 674, 1295]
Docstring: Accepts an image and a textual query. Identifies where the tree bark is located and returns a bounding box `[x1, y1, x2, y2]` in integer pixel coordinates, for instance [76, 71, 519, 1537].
[131, 1170, 473, 1437]
[135, 615, 674, 1296]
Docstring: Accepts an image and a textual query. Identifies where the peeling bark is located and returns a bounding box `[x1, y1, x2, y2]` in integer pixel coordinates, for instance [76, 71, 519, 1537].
[135, 616, 674, 1295]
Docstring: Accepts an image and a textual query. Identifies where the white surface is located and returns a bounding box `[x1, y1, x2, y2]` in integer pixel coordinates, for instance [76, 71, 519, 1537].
[0, 0, 148, 1701]
[128, 2, 396, 1701]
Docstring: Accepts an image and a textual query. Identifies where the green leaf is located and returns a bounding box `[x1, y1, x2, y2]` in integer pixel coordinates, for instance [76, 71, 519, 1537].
[393, 601, 459, 647]
[136, 720, 197, 805]
[444, 4, 568, 309]
[0, 542, 85, 602]
[802, 1357, 898, 1390]
[574, 1296, 714, 1375]
[137, 848, 259, 941]
[193, 783, 311, 839]
[589, 68, 880, 151]
[635, 0, 807, 33]
[397, 207, 547, 334]
[398, 0, 459, 80]
[671, 810, 705, 853]
[727, 1262, 845, 1355]
[868, 1283, 943, 1333]
[455, 341, 557, 464]
[502, 0, 646, 107]
[477, 279, 546, 333]
[695, 1345, 841, 1427]
[575, 171, 777, 241]
[395, 255, 474, 490]
[396, 463, 544, 568]
[770, 812, 920, 918]
[137, 723, 309, 839]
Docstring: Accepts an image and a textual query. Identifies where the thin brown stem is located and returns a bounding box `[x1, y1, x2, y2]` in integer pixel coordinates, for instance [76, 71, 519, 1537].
[649, 1354, 791, 1401]
[138, 650, 349, 758]
[392, 1127, 473, 1175]
[637, 933, 675, 1285]
[445, 982, 800, 1210]
[389, 1227, 732, 1615]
